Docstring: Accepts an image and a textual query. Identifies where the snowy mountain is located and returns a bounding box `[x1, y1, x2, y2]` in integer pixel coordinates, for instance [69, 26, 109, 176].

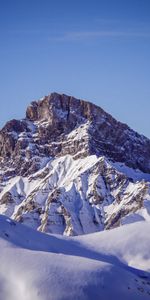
[0, 92, 150, 235]
[0, 215, 150, 300]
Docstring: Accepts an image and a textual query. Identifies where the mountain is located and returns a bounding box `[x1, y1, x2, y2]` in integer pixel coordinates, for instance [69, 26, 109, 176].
[0, 214, 150, 300]
[0, 92, 150, 235]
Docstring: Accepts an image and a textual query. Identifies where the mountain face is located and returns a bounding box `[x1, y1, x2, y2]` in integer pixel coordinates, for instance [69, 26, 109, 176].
[0, 92, 150, 235]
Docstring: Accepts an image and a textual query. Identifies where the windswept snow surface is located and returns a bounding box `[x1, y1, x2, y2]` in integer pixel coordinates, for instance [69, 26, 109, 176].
[0, 215, 150, 300]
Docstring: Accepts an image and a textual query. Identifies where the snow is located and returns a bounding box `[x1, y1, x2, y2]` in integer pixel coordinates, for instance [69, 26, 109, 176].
[67, 121, 90, 141]
[121, 213, 145, 225]
[1, 154, 150, 235]
[0, 215, 150, 299]
[113, 161, 150, 182]
[76, 221, 150, 272]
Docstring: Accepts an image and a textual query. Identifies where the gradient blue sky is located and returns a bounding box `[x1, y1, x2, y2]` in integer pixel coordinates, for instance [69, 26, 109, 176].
[0, 0, 150, 137]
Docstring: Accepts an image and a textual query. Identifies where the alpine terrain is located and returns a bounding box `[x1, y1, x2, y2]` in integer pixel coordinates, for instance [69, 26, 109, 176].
[0, 92, 150, 236]
[0, 92, 150, 300]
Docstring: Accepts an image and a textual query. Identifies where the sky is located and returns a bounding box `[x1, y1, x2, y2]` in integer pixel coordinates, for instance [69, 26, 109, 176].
[0, 0, 150, 137]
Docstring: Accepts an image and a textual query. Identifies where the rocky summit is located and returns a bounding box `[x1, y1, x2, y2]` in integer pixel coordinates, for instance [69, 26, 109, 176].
[0, 92, 150, 236]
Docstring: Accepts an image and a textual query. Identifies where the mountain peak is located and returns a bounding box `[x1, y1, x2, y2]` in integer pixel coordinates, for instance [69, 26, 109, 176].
[25, 92, 106, 123]
[0, 92, 150, 174]
[0, 92, 150, 236]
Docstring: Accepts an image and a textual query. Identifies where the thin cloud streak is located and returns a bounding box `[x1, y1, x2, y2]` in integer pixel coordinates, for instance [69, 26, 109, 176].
[50, 30, 150, 42]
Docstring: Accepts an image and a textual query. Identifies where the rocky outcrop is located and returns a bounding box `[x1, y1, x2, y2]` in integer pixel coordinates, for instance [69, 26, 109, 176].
[0, 92, 150, 175]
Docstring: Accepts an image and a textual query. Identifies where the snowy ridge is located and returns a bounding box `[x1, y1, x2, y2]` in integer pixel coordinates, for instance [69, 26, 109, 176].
[0, 215, 150, 300]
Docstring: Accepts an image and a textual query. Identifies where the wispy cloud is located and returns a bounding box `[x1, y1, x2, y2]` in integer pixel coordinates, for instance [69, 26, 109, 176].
[49, 30, 150, 42]
[8, 28, 150, 42]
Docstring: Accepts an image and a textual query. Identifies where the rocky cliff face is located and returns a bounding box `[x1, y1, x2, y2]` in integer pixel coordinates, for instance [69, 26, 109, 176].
[0, 92, 150, 235]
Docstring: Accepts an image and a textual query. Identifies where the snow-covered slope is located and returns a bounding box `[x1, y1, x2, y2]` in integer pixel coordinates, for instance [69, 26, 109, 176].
[0, 92, 150, 235]
[0, 154, 150, 235]
[0, 215, 150, 300]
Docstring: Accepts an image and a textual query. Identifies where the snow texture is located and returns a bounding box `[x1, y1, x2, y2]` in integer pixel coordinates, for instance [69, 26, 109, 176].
[0, 215, 150, 300]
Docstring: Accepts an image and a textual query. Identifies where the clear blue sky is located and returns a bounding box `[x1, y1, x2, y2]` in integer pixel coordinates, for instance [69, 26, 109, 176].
[0, 0, 150, 137]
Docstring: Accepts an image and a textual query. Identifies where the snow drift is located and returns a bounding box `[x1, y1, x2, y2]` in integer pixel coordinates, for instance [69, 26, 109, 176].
[0, 215, 150, 300]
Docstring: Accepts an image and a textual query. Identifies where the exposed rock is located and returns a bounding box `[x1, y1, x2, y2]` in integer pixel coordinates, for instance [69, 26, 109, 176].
[0, 92, 150, 174]
[0, 192, 14, 205]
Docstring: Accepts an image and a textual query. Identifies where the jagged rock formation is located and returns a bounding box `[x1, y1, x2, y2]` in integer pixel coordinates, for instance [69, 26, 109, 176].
[0, 92, 150, 235]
